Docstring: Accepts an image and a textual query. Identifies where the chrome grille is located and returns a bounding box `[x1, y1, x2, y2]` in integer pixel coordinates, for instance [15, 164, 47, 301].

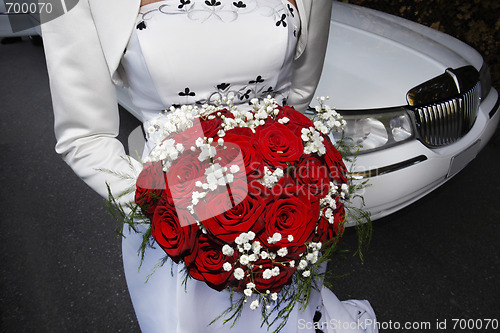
[411, 82, 480, 147]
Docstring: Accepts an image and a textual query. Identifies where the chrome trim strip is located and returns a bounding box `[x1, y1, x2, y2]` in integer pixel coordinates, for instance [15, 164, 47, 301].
[349, 155, 428, 180]
[489, 93, 500, 119]
[446, 68, 461, 94]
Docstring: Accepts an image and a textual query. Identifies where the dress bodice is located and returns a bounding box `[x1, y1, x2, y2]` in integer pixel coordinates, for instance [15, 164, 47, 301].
[121, 0, 300, 122]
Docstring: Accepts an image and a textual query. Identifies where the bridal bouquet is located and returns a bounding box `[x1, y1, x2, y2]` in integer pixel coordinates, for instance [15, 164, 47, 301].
[109, 96, 369, 331]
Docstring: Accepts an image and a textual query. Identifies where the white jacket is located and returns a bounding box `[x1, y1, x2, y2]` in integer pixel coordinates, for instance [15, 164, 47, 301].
[41, 0, 333, 201]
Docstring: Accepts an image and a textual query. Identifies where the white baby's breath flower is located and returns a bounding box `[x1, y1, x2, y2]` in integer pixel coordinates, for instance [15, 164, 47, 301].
[191, 191, 206, 206]
[307, 252, 318, 264]
[314, 121, 329, 135]
[262, 269, 274, 280]
[234, 268, 245, 280]
[239, 255, 250, 265]
[223, 262, 232, 272]
[235, 235, 244, 245]
[287, 235, 294, 242]
[271, 293, 278, 301]
[278, 116, 290, 124]
[277, 248, 288, 257]
[302, 270, 311, 278]
[195, 137, 205, 147]
[273, 233, 282, 242]
[260, 251, 269, 260]
[222, 244, 234, 256]
[301, 128, 311, 141]
[175, 143, 184, 153]
[250, 300, 259, 310]
[298, 259, 308, 270]
[244, 288, 253, 297]
[243, 243, 252, 251]
[252, 241, 261, 254]
[246, 282, 256, 289]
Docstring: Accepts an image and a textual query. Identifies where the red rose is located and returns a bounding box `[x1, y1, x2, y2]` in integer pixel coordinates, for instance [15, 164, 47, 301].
[184, 234, 237, 291]
[252, 260, 295, 293]
[135, 161, 167, 218]
[261, 187, 319, 252]
[277, 105, 314, 136]
[314, 200, 345, 243]
[151, 198, 199, 263]
[322, 135, 348, 185]
[267, 174, 299, 199]
[219, 128, 264, 181]
[199, 180, 265, 243]
[294, 155, 331, 199]
[248, 180, 275, 206]
[165, 151, 208, 208]
[200, 116, 223, 138]
[255, 122, 304, 168]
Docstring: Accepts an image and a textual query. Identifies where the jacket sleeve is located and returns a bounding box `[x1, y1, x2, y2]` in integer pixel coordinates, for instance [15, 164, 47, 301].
[41, 0, 142, 204]
[287, 0, 333, 112]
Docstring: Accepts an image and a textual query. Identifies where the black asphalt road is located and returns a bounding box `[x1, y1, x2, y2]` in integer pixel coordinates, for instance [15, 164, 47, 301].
[1, 39, 499, 332]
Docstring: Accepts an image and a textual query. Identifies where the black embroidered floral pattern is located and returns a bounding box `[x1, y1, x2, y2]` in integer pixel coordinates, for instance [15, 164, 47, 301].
[217, 83, 230, 91]
[249, 75, 264, 84]
[179, 87, 196, 97]
[232, 1, 246, 8]
[172, 75, 277, 106]
[240, 89, 252, 100]
[276, 13, 287, 27]
[263, 86, 274, 95]
[178, 0, 191, 9]
[205, 0, 221, 6]
[136, 21, 147, 30]
[313, 310, 325, 333]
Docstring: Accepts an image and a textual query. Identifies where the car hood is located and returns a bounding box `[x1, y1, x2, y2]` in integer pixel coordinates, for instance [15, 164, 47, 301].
[314, 1, 483, 110]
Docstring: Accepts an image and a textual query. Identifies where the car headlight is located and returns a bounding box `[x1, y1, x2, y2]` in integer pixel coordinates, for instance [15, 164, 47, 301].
[332, 108, 415, 153]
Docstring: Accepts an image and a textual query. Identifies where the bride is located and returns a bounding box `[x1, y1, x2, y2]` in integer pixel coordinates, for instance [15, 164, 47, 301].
[41, 0, 378, 332]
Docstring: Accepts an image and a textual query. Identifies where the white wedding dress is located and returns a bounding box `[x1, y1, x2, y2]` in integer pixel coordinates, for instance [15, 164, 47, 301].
[120, 1, 378, 332]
